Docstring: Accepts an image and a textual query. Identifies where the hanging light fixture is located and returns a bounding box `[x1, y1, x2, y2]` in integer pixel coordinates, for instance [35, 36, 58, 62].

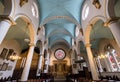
[9, 52, 21, 60]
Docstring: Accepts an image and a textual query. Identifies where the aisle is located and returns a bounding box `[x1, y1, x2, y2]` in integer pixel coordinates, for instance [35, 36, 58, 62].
[54, 76, 66, 82]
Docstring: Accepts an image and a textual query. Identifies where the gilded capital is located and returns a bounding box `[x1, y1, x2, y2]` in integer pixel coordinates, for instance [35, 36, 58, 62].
[0, 15, 16, 25]
[85, 43, 91, 47]
[29, 43, 35, 47]
[104, 17, 120, 27]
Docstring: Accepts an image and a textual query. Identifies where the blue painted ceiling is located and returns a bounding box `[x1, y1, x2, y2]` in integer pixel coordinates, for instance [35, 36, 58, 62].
[38, 0, 84, 48]
[0, 0, 116, 52]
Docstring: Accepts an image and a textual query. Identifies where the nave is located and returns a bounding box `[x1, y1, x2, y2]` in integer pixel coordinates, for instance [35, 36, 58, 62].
[0, 0, 120, 82]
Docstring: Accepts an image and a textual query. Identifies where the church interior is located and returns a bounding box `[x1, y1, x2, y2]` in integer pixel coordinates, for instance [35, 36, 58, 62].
[0, 0, 120, 82]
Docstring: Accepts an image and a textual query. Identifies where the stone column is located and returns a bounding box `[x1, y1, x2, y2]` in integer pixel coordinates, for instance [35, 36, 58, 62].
[77, 55, 81, 71]
[19, 43, 35, 82]
[108, 22, 120, 48]
[44, 52, 50, 73]
[36, 54, 43, 76]
[71, 51, 76, 73]
[0, 19, 12, 44]
[85, 43, 99, 80]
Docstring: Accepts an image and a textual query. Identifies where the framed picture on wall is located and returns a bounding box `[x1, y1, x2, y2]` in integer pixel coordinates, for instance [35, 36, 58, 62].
[6, 49, 14, 60]
[0, 48, 8, 59]
[1, 63, 8, 71]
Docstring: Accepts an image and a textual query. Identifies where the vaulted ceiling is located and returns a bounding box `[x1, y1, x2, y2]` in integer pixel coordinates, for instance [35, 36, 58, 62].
[38, 0, 84, 48]
[0, 0, 120, 53]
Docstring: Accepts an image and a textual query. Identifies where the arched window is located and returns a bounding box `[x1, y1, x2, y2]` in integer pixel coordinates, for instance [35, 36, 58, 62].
[104, 44, 120, 72]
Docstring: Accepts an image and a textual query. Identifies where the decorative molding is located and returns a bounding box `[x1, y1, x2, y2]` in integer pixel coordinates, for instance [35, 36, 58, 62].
[19, 0, 28, 7]
[41, 16, 81, 29]
[0, 15, 16, 25]
[104, 17, 120, 27]
[92, 0, 101, 9]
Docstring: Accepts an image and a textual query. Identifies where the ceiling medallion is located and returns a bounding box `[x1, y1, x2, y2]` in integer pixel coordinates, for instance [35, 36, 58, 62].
[54, 49, 66, 60]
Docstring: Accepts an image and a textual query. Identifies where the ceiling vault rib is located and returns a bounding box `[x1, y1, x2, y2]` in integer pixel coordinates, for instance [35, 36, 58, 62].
[40, 16, 81, 29]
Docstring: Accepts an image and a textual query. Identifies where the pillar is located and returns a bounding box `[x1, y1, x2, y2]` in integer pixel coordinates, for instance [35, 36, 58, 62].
[108, 22, 120, 48]
[70, 51, 73, 73]
[85, 43, 99, 80]
[71, 51, 76, 73]
[36, 54, 43, 76]
[44, 52, 50, 73]
[77, 55, 81, 71]
[0, 19, 12, 44]
[19, 43, 35, 82]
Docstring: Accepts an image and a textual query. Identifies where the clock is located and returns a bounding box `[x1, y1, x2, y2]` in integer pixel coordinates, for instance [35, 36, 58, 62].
[54, 49, 66, 60]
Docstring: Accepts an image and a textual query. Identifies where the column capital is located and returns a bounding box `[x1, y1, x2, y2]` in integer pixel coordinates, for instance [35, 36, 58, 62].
[85, 43, 91, 47]
[104, 17, 120, 27]
[0, 15, 16, 25]
[29, 43, 35, 47]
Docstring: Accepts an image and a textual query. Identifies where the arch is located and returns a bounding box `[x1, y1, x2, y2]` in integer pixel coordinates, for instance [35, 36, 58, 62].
[114, 0, 120, 17]
[40, 16, 81, 29]
[1, 0, 13, 15]
[14, 15, 36, 45]
[90, 19, 114, 50]
[107, 0, 116, 17]
[47, 28, 74, 38]
[50, 39, 71, 49]
[84, 16, 106, 44]
[79, 41, 86, 53]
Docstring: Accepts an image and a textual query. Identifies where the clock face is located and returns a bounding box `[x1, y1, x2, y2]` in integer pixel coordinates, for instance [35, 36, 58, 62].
[55, 49, 66, 60]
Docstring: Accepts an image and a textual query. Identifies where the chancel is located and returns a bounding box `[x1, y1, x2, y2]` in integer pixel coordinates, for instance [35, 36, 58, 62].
[0, 0, 120, 82]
